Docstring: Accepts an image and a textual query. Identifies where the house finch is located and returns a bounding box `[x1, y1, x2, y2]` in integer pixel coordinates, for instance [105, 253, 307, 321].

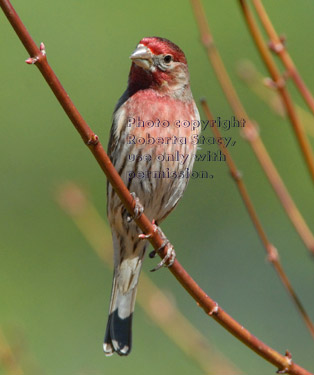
[104, 37, 200, 356]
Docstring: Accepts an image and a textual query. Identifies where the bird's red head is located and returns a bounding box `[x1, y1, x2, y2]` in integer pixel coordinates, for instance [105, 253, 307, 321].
[139, 37, 187, 64]
[128, 37, 190, 95]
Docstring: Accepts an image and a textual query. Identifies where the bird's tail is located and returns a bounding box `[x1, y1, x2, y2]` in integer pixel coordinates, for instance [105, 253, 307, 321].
[103, 232, 147, 356]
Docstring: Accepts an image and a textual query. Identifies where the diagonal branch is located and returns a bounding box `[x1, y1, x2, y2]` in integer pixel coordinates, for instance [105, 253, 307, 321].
[236, 60, 314, 138]
[252, 0, 314, 117]
[190, 0, 314, 255]
[0, 328, 24, 375]
[56, 182, 242, 375]
[0, 1, 313, 374]
[238, 0, 314, 183]
[201, 99, 314, 340]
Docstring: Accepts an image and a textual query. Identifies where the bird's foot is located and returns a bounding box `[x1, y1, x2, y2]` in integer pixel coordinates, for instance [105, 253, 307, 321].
[126, 192, 144, 222]
[150, 244, 176, 272]
[138, 219, 158, 239]
[138, 220, 176, 271]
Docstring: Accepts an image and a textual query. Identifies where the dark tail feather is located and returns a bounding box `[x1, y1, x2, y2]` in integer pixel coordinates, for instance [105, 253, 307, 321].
[103, 270, 139, 356]
[104, 230, 147, 356]
[104, 309, 133, 356]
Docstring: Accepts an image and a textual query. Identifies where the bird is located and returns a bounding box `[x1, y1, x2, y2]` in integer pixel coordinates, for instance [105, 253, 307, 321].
[104, 37, 200, 356]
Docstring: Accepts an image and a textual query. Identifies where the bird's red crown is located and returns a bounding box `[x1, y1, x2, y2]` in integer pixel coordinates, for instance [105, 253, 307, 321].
[139, 37, 187, 64]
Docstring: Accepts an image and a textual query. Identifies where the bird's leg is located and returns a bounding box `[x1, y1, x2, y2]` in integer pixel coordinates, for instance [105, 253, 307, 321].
[138, 220, 176, 272]
[126, 192, 144, 222]
[138, 219, 158, 240]
[150, 243, 176, 272]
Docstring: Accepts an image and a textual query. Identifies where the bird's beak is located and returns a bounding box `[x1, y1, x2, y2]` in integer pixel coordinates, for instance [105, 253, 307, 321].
[130, 44, 152, 70]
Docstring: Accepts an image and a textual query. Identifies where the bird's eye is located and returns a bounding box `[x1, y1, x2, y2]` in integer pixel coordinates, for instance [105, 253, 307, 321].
[163, 55, 173, 64]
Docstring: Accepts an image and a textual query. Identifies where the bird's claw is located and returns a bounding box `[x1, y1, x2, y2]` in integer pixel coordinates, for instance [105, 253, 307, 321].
[150, 223, 176, 271]
[148, 231, 168, 258]
[139, 232, 153, 239]
[150, 244, 176, 272]
[126, 193, 144, 222]
[138, 220, 159, 240]
[138, 221, 176, 271]
[138, 219, 158, 239]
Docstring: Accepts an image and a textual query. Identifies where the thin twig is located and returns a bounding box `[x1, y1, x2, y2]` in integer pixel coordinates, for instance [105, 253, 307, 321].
[0, 328, 24, 375]
[190, 0, 314, 255]
[236, 59, 314, 138]
[252, 0, 314, 117]
[238, 0, 314, 183]
[201, 99, 314, 340]
[1, 1, 313, 373]
[56, 182, 242, 375]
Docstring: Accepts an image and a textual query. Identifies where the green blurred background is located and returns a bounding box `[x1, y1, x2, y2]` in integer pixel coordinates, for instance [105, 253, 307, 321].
[1, 0, 314, 374]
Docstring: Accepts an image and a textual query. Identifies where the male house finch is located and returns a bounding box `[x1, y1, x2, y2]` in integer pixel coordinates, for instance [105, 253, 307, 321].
[104, 37, 200, 356]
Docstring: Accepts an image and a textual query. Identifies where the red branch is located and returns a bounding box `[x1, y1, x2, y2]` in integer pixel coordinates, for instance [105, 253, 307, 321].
[252, 0, 314, 117]
[190, 0, 314, 255]
[0, 1, 312, 374]
[238, 0, 314, 183]
[201, 99, 314, 339]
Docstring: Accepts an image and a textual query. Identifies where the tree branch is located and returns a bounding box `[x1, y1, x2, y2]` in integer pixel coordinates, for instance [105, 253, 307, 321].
[236, 60, 314, 138]
[56, 182, 241, 375]
[190, 0, 314, 255]
[252, 0, 314, 117]
[201, 99, 314, 340]
[0, 1, 313, 374]
[0, 328, 24, 375]
[238, 0, 314, 183]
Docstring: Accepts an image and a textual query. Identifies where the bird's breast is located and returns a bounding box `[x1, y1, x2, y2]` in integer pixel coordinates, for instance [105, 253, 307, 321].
[118, 89, 200, 156]
[109, 88, 200, 224]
